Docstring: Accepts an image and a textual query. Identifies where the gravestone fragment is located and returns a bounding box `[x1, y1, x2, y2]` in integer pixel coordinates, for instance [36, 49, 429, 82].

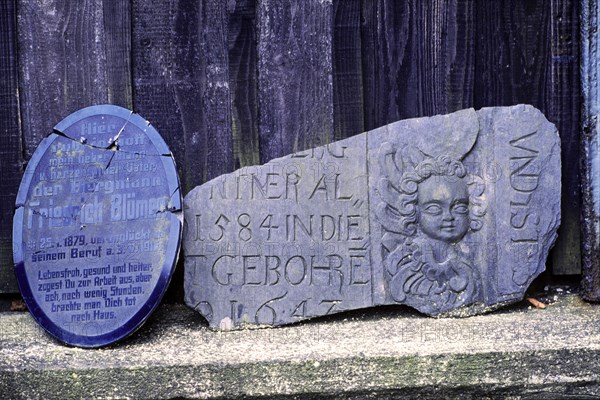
[13, 105, 182, 347]
[183, 105, 561, 329]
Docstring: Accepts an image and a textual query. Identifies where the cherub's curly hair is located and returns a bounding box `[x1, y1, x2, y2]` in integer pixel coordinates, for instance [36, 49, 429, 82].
[391, 155, 486, 236]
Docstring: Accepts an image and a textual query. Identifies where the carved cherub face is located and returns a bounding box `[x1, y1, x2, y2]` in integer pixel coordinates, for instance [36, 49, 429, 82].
[417, 176, 470, 243]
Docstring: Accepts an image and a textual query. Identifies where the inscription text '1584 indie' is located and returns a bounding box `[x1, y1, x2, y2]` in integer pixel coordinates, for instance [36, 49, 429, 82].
[13, 105, 182, 347]
[183, 105, 561, 329]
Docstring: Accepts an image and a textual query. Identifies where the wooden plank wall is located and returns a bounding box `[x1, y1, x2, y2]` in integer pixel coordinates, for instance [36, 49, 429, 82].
[0, 0, 582, 295]
[0, 0, 22, 291]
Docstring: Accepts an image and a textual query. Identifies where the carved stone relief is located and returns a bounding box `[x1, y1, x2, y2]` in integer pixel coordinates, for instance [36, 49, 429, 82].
[183, 105, 561, 329]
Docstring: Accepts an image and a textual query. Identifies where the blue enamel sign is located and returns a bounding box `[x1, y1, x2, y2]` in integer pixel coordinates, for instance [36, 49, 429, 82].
[13, 105, 181, 347]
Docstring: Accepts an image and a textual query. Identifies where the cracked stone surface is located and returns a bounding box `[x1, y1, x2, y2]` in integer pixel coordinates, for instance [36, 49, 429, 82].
[13, 105, 182, 347]
[184, 105, 561, 329]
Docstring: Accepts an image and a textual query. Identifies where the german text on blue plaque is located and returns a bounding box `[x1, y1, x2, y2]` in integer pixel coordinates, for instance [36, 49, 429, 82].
[13, 105, 181, 347]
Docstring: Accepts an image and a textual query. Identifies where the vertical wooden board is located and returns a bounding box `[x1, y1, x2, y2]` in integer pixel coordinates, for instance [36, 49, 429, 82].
[0, 0, 22, 292]
[257, 0, 334, 162]
[474, 0, 581, 275]
[132, 0, 233, 302]
[131, 0, 188, 189]
[407, 0, 475, 118]
[103, 0, 133, 109]
[549, 0, 582, 275]
[132, 0, 233, 192]
[444, 0, 475, 114]
[360, 0, 475, 131]
[17, 0, 132, 158]
[360, 0, 408, 131]
[581, 0, 600, 299]
[333, 0, 364, 140]
[229, 0, 260, 169]
[198, 1, 235, 181]
[473, 1, 550, 108]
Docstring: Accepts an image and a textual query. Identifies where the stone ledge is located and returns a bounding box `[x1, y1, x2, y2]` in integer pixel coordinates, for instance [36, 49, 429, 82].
[0, 293, 599, 399]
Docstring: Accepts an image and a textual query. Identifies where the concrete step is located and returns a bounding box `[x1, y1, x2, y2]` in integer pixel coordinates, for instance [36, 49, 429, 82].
[0, 292, 599, 399]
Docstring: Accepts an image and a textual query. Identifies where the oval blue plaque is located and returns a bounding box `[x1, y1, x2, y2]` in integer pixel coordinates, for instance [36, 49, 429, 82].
[13, 105, 181, 347]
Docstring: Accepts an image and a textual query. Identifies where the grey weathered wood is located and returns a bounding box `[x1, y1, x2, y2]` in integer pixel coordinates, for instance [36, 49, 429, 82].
[103, 0, 133, 109]
[333, 0, 364, 140]
[474, 0, 581, 275]
[473, 1, 551, 108]
[132, 0, 234, 192]
[581, 0, 600, 299]
[361, 0, 408, 130]
[0, 0, 22, 292]
[361, 0, 474, 131]
[17, 0, 132, 158]
[132, 0, 234, 302]
[229, 0, 260, 169]
[257, 0, 334, 161]
[549, 0, 582, 275]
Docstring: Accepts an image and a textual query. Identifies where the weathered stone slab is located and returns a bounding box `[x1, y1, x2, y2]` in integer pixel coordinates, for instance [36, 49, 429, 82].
[13, 105, 182, 347]
[183, 105, 560, 329]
